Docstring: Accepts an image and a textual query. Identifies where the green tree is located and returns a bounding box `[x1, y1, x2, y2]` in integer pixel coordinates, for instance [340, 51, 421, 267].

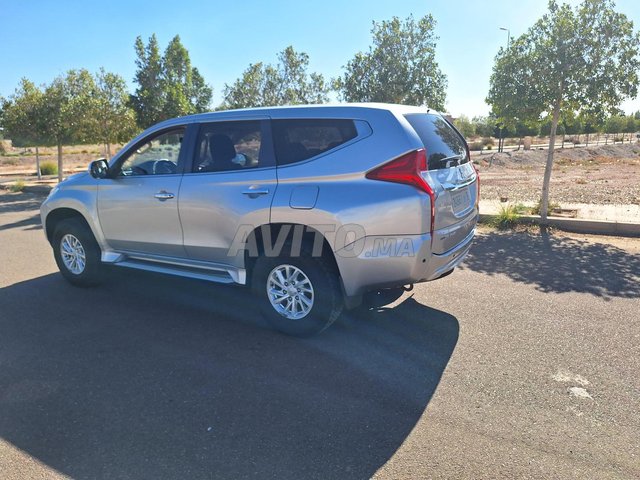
[93, 68, 138, 158]
[131, 34, 165, 128]
[562, 114, 583, 146]
[493, 120, 516, 153]
[540, 118, 566, 138]
[624, 115, 637, 142]
[0, 79, 47, 177]
[191, 68, 212, 112]
[220, 46, 330, 109]
[604, 115, 626, 143]
[41, 69, 97, 182]
[335, 14, 447, 109]
[131, 34, 212, 128]
[514, 121, 539, 149]
[454, 115, 475, 138]
[579, 113, 601, 146]
[486, 0, 640, 221]
[472, 116, 496, 138]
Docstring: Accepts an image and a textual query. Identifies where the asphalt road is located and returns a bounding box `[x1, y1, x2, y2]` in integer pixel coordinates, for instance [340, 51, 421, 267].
[1, 192, 639, 480]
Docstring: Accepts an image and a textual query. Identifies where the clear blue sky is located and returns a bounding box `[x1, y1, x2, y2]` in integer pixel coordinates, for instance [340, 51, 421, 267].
[1, 0, 639, 117]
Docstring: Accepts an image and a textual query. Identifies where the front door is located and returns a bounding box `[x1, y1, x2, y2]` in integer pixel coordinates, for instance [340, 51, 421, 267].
[97, 127, 189, 257]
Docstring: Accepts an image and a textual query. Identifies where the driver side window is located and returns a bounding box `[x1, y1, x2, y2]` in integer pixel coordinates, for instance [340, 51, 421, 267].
[120, 128, 185, 176]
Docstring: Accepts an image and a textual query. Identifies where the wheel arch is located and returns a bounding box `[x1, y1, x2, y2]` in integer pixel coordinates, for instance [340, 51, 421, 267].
[243, 223, 340, 282]
[45, 208, 93, 244]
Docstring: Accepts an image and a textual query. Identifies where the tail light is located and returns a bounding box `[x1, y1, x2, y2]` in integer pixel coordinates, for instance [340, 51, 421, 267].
[366, 149, 436, 234]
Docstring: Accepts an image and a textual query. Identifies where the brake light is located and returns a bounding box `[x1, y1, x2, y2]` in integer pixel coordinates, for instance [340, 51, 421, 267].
[366, 149, 436, 233]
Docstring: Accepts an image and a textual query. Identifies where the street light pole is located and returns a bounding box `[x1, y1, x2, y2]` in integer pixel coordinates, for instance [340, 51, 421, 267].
[500, 27, 511, 49]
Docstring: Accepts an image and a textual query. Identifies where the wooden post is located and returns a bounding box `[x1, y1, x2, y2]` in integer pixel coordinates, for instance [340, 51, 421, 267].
[35, 145, 41, 180]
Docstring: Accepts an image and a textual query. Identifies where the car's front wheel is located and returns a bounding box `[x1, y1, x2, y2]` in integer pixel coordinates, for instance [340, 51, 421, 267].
[52, 218, 103, 287]
[252, 253, 343, 336]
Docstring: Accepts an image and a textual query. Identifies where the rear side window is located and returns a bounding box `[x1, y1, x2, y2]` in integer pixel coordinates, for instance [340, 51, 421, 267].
[404, 114, 469, 170]
[272, 119, 358, 165]
[193, 120, 264, 173]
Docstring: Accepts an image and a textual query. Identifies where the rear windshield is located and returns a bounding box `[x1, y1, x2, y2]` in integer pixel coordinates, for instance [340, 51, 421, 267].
[272, 119, 357, 165]
[404, 113, 469, 170]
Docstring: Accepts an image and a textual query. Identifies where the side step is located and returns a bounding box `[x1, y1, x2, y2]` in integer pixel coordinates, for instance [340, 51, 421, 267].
[113, 258, 236, 284]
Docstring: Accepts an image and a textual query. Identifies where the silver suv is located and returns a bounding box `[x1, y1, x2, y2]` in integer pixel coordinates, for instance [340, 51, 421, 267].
[41, 104, 478, 335]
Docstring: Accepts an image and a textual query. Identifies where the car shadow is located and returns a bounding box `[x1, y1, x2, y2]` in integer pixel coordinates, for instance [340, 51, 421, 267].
[0, 214, 41, 232]
[0, 192, 44, 214]
[0, 192, 43, 232]
[0, 269, 458, 479]
[461, 230, 640, 299]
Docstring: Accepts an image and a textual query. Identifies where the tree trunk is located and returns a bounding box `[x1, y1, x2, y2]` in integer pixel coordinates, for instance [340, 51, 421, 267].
[561, 134, 565, 149]
[586, 133, 589, 147]
[36, 146, 41, 180]
[540, 98, 562, 223]
[107, 142, 112, 159]
[57, 142, 63, 183]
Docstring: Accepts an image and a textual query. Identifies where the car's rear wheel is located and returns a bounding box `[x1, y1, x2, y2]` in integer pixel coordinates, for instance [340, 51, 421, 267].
[52, 218, 102, 286]
[252, 253, 343, 336]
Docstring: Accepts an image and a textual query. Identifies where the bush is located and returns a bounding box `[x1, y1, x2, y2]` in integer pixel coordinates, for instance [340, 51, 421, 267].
[1, 158, 19, 166]
[469, 141, 483, 151]
[0, 143, 6, 155]
[9, 180, 25, 193]
[482, 137, 494, 147]
[40, 161, 58, 176]
[488, 204, 522, 229]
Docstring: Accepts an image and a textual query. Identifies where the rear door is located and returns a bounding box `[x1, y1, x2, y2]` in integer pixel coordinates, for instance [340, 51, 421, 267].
[404, 113, 478, 253]
[178, 118, 277, 267]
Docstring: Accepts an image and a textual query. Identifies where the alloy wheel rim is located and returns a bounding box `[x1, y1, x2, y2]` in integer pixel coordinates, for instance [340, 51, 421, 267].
[267, 264, 314, 320]
[60, 234, 86, 275]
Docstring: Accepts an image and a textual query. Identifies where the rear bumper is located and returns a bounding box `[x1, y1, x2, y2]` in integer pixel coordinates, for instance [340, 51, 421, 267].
[335, 225, 476, 297]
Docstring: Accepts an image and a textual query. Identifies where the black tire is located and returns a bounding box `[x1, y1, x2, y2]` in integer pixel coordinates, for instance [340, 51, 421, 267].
[52, 217, 103, 287]
[251, 252, 344, 337]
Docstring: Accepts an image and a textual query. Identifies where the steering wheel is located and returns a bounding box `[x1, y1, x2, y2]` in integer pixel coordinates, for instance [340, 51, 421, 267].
[121, 165, 149, 176]
[153, 160, 176, 175]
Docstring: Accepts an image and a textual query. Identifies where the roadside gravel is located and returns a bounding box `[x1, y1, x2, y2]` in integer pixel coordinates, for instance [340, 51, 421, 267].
[477, 143, 640, 205]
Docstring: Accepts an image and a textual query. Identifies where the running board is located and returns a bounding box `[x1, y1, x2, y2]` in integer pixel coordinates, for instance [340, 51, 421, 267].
[113, 259, 236, 284]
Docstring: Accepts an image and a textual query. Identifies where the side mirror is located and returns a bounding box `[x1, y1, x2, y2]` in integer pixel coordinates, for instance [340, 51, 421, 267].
[89, 159, 110, 179]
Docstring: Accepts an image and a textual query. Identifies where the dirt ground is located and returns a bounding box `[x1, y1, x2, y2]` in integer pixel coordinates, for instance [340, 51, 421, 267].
[476, 143, 640, 205]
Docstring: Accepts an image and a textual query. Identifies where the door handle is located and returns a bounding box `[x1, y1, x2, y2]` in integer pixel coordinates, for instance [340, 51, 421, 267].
[242, 186, 270, 197]
[154, 191, 175, 200]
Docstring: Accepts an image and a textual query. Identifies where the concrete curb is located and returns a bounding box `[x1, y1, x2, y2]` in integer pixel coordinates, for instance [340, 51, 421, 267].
[0, 183, 53, 195]
[479, 213, 640, 238]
